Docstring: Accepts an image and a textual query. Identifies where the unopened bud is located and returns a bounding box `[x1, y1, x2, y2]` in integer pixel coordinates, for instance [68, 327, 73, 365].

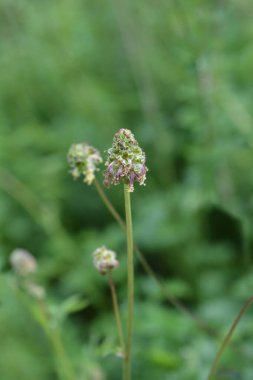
[10, 249, 37, 276]
[93, 246, 119, 275]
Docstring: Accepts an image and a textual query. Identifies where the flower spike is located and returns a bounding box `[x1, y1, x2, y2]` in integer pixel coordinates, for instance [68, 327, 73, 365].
[67, 143, 103, 185]
[93, 246, 119, 275]
[104, 129, 148, 192]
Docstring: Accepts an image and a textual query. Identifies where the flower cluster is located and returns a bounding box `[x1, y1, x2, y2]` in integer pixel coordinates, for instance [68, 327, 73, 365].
[104, 129, 147, 192]
[93, 246, 119, 275]
[67, 143, 103, 185]
[10, 249, 46, 299]
[10, 249, 37, 276]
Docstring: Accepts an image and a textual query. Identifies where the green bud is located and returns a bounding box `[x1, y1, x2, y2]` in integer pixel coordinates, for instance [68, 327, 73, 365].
[93, 246, 119, 275]
[10, 249, 37, 276]
[67, 143, 103, 185]
[104, 129, 148, 192]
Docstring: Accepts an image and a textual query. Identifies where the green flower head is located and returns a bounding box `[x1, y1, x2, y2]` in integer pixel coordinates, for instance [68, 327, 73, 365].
[93, 246, 119, 275]
[10, 249, 37, 276]
[67, 143, 103, 185]
[104, 129, 148, 192]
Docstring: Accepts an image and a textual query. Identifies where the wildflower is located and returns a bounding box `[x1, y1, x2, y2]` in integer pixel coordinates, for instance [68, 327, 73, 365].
[10, 249, 37, 276]
[104, 129, 148, 192]
[67, 143, 103, 185]
[93, 246, 119, 275]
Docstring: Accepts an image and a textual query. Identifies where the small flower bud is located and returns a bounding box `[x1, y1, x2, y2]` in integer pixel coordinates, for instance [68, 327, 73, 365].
[93, 246, 119, 275]
[67, 143, 103, 185]
[104, 129, 148, 192]
[26, 283, 46, 300]
[10, 249, 37, 276]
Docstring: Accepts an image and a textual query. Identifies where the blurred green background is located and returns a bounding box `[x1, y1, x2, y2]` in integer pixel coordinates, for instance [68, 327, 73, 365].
[1, 0, 253, 379]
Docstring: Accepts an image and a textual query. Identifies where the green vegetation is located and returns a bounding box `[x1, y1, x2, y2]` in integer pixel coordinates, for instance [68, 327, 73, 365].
[1, 0, 253, 379]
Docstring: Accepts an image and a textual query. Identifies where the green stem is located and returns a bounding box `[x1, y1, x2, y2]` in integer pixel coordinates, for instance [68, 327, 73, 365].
[15, 287, 74, 380]
[38, 300, 75, 380]
[49, 327, 75, 380]
[123, 185, 134, 380]
[108, 271, 126, 356]
[207, 295, 253, 380]
[242, 220, 251, 267]
[93, 179, 214, 336]
[94, 179, 125, 230]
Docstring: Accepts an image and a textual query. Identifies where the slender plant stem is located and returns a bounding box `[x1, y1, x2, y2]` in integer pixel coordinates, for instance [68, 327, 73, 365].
[38, 300, 75, 380]
[207, 295, 253, 380]
[94, 179, 215, 336]
[108, 271, 125, 355]
[95, 180, 246, 368]
[15, 287, 74, 380]
[123, 185, 134, 380]
[94, 179, 125, 230]
[242, 220, 251, 267]
[48, 327, 75, 380]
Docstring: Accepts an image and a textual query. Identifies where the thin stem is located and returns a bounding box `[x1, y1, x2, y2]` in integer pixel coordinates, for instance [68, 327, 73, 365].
[38, 300, 75, 380]
[123, 185, 134, 380]
[48, 326, 75, 380]
[15, 287, 75, 380]
[242, 220, 251, 267]
[93, 179, 215, 336]
[94, 179, 125, 230]
[108, 271, 125, 355]
[207, 295, 253, 380]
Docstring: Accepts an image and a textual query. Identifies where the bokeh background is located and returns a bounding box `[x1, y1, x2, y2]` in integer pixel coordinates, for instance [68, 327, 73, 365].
[1, 0, 253, 379]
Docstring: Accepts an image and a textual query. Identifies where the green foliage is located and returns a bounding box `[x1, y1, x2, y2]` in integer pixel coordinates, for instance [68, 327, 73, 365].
[1, 0, 253, 378]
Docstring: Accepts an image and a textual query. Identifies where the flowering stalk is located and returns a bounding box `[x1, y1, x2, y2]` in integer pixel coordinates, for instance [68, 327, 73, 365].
[93, 179, 215, 336]
[108, 270, 125, 356]
[93, 246, 125, 356]
[38, 300, 75, 380]
[104, 129, 148, 380]
[67, 141, 216, 337]
[46, 322, 75, 380]
[10, 249, 75, 380]
[123, 186, 134, 380]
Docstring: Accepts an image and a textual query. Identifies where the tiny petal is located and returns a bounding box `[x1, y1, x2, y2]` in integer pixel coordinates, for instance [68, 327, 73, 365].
[116, 168, 122, 176]
[129, 172, 135, 186]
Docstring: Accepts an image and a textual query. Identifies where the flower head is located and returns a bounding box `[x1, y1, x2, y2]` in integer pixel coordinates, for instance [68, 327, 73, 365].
[104, 129, 148, 192]
[67, 143, 103, 185]
[10, 249, 37, 276]
[26, 283, 46, 300]
[93, 246, 119, 275]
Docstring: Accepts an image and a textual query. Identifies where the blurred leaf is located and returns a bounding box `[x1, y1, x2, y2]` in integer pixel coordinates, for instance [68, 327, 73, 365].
[147, 349, 182, 369]
[49, 294, 89, 324]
